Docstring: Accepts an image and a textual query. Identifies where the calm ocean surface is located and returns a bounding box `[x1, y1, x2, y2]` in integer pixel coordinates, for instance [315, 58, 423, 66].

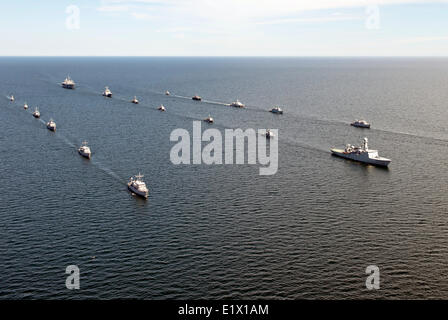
[0, 57, 447, 299]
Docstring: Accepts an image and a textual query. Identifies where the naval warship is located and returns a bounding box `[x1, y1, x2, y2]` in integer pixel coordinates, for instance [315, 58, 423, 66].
[331, 138, 391, 167]
[103, 86, 112, 97]
[128, 173, 149, 198]
[78, 141, 92, 159]
[61, 76, 75, 89]
[230, 99, 245, 108]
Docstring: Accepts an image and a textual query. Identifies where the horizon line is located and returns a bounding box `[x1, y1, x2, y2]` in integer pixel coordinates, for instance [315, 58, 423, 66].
[1, 55, 448, 58]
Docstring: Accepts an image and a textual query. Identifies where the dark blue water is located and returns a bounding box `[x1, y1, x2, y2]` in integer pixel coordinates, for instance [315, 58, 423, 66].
[0, 57, 447, 299]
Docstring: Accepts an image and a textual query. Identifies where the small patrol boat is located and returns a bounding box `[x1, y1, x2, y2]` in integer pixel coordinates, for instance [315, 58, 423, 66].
[264, 129, 274, 139]
[203, 114, 214, 123]
[33, 107, 40, 118]
[230, 99, 245, 108]
[270, 106, 283, 114]
[128, 173, 149, 199]
[78, 141, 92, 159]
[351, 119, 371, 128]
[102, 86, 112, 97]
[46, 118, 56, 131]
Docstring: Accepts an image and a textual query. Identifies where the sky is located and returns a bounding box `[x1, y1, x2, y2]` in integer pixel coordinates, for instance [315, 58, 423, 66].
[1, 0, 448, 56]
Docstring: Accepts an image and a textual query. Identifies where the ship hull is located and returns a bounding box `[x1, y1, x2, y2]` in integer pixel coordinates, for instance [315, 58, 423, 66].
[78, 150, 91, 159]
[62, 84, 75, 89]
[33, 114, 40, 118]
[128, 184, 148, 199]
[47, 126, 56, 132]
[331, 149, 390, 167]
[351, 123, 370, 128]
[103, 94, 112, 98]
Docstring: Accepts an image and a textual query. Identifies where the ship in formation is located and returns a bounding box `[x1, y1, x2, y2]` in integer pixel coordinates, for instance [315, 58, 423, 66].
[33, 107, 40, 118]
[351, 119, 371, 128]
[46, 119, 56, 131]
[270, 106, 283, 114]
[203, 114, 214, 123]
[230, 99, 245, 108]
[264, 129, 274, 139]
[61, 76, 76, 89]
[331, 138, 391, 167]
[128, 173, 149, 199]
[78, 141, 92, 159]
[102, 86, 112, 97]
